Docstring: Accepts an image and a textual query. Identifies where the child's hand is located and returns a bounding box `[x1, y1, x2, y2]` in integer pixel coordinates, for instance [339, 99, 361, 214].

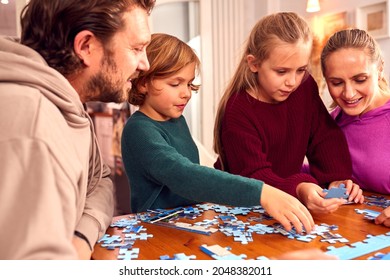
[329, 179, 364, 204]
[375, 206, 390, 227]
[296, 182, 344, 213]
[260, 184, 314, 234]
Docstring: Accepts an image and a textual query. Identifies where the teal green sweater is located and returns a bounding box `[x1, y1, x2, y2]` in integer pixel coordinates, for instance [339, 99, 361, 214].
[121, 111, 263, 213]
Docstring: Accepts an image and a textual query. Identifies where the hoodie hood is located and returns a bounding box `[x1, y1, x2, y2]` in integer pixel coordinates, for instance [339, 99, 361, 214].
[0, 37, 86, 127]
[0, 36, 104, 193]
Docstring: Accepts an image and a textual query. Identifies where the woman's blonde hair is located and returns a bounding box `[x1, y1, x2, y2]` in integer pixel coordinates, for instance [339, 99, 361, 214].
[321, 28, 389, 109]
[128, 33, 200, 105]
[213, 12, 312, 169]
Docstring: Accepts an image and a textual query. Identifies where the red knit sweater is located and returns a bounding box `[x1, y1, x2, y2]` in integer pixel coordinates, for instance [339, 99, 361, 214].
[215, 75, 352, 197]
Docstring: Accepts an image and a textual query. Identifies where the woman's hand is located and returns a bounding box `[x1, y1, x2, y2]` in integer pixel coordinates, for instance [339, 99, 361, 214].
[375, 206, 390, 227]
[260, 184, 314, 234]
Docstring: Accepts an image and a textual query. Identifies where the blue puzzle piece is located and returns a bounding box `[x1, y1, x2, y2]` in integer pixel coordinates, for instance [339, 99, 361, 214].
[200, 244, 247, 260]
[324, 184, 349, 199]
[98, 234, 122, 244]
[122, 225, 145, 233]
[233, 231, 253, 244]
[124, 233, 153, 240]
[117, 248, 140, 260]
[110, 218, 139, 228]
[364, 195, 390, 208]
[247, 224, 274, 234]
[326, 232, 390, 260]
[355, 209, 380, 220]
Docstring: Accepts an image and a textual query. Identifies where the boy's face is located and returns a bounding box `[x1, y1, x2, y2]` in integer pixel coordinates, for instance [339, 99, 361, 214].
[247, 39, 311, 104]
[139, 62, 197, 121]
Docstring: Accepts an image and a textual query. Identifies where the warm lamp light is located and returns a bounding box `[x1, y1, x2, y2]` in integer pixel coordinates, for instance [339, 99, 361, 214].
[306, 0, 320, 13]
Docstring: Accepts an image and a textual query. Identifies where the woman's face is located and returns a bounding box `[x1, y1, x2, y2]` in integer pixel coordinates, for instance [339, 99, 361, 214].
[247, 39, 311, 104]
[324, 48, 383, 116]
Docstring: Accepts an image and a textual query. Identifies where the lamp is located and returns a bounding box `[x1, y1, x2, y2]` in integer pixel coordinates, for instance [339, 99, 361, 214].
[306, 0, 320, 13]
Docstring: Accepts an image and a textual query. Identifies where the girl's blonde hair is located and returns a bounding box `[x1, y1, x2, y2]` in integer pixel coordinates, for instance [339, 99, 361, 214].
[128, 33, 200, 105]
[321, 28, 389, 109]
[213, 12, 312, 169]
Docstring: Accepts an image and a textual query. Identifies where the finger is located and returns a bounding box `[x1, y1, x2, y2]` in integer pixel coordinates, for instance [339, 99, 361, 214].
[347, 185, 358, 201]
[286, 212, 303, 233]
[298, 204, 314, 230]
[276, 214, 292, 232]
[353, 189, 364, 203]
[384, 219, 390, 228]
[375, 213, 386, 224]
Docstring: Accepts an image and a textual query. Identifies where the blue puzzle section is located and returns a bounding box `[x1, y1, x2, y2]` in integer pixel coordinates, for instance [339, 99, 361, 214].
[326, 232, 390, 260]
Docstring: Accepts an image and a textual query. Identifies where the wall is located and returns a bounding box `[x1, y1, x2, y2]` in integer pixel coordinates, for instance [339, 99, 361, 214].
[281, 0, 390, 77]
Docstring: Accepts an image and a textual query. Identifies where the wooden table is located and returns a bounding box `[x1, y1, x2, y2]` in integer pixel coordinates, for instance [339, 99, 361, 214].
[92, 192, 390, 260]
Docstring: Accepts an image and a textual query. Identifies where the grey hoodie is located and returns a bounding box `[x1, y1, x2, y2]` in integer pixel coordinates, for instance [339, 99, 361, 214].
[0, 37, 114, 259]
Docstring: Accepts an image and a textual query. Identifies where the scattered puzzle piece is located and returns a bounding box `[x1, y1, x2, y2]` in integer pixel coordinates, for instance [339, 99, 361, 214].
[320, 232, 349, 244]
[247, 224, 274, 234]
[233, 231, 253, 245]
[200, 244, 247, 260]
[355, 209, 380, 220]
[110, 218, 139, 228]
[364, 195, 390, 208]
[196, 203, 214, 211]
[117, 248, 140, 260]
[124, 233, 153, 240]
[98, 234, 122, 244]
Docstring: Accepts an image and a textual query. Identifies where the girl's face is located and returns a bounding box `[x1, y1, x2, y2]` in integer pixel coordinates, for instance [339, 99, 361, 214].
[139, 62, 197, 121]
[324, 48, 384, 116]
[247, 39, 311, 104]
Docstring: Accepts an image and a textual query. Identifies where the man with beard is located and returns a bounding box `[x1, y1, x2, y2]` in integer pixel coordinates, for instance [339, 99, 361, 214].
[0, 0, 155, 259]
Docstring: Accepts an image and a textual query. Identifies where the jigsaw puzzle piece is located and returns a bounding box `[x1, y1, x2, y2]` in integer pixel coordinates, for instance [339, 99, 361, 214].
[324, 184, 349, 199]
[355, 209, 380, 220]
[98, 234, 122, 244]
[200, 244, 247, 260]
[117, 248, 140, 260]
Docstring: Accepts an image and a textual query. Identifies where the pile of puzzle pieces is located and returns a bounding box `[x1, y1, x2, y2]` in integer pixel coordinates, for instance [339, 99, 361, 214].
[97, 197, 390, 260]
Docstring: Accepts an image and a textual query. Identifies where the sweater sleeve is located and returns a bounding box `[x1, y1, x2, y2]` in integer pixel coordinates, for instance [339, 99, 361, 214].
[75, 156, 114, 250]
[306, 90, 352, 186]
[122, 120, 263, 207]
[220, 105, 317, 197]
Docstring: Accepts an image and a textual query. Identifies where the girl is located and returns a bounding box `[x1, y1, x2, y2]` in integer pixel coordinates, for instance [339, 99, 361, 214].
[121, 33, 313, 233]
[320, 28, 390, 226]
[213, 12, 364, 214]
